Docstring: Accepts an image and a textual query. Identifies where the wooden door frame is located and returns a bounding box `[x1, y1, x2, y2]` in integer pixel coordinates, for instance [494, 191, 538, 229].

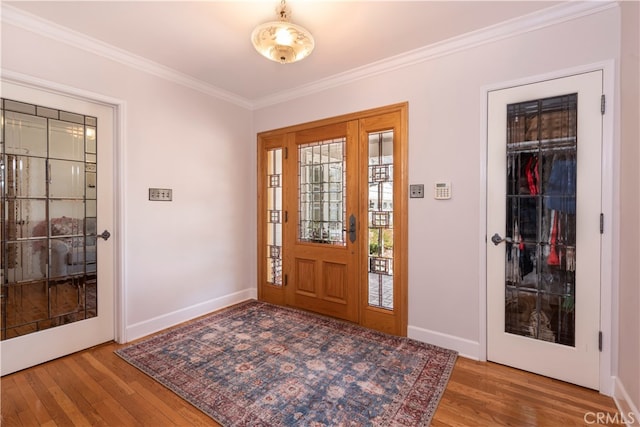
[479, 61, 616, 395]
[257, 102, 408, 336]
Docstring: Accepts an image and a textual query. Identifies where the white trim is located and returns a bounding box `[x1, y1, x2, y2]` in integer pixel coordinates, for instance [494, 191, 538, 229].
[1, 1, 617, 111]
[613, 376, 640, 426]
[479, 60, 617, 394]
[251, 0, 617, 109]
[114, 100, 128, 344]
[408, 325, 480, 360]
[1, 69, 129, 345]
[0, 4, 253, 110]
[125, 288, 257, 342]
[600, 58, 618, 397]
[478, 77, 489, 363]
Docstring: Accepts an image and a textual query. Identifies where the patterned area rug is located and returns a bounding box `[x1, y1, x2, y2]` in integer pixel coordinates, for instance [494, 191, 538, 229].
[116, 301, 457, 426]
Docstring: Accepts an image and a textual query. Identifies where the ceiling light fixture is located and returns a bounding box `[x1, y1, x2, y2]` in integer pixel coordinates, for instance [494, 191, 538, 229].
[251, 0, 315, 64]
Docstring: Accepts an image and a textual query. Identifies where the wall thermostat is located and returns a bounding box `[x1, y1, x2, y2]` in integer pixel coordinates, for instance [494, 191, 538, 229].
[434, 182, 451, 200]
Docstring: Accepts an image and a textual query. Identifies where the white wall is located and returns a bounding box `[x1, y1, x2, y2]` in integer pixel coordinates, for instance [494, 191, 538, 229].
[3, 2, 636, 413]
[1, 21, 256, 340]
[617, 0, 640, 420]
[253, 6, 621, 359]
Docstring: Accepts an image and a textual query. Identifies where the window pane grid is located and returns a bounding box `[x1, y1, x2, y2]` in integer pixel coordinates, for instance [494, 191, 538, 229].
[266, 148, 283, 286]
[298, 138, 346, 246]
[368, 130, 394, 310]
[1, 98, 98, 340]
[504, 94, 577, 347]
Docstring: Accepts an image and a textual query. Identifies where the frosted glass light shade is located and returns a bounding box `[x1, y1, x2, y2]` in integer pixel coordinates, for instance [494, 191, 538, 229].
[251, 21, 315, 64]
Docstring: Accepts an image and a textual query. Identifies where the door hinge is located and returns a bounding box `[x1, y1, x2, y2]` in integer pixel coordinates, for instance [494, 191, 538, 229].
[598, 331, 603, 352]
[600, 213, 604, 234]
[284, 210, 288, 223]
[601, 94, 606, 115]
[283, 274, 288, 286]
[283, 147, 288, 159]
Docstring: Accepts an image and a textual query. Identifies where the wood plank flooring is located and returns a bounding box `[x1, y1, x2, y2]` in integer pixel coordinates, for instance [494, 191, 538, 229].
[1, 340, 620, 426]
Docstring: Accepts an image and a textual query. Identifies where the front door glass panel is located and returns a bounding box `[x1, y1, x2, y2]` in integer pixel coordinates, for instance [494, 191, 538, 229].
[1, 98, 98, 340]
[298, 138, 346, 245]
[368, 130, 394, 310]
[504, 94, 577, 347]
[266, 148, 283, 286]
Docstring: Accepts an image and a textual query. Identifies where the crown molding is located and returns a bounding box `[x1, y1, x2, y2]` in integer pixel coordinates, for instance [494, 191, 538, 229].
[2, 1, 618, 111]
[251, 0, 618, 109]
[0, 4, 253, 110]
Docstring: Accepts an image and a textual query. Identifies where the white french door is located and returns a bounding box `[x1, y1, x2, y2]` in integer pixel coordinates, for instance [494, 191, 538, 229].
[0, 81, 115, 375]
[487, 71, 603, 389]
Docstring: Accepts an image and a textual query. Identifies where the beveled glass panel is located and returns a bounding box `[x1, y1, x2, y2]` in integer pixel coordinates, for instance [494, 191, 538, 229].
[59, 111, 84, 125]
[85, 217, 97, 236]
[36, 106, 58, 119]
[49, 201, 85, 236]
[85, 237, 97, 264]
[86, 199, 97, 217]
[4, 100, 36, 115]
[86, 280, 97, 316]
[4, 155, 47, 198]
[368, 130, 394, 310]
[49, 237, 85, 278]
[3, 199, 47, 239]
[86, 172, 97, 199]
[4, 281, 48, 328]
[49, 159, 85, 198]
[266, 148, 283, 285]
[85, 126, 97, 154]
[504, 94, 577, 347]
[1, 98, 98, 340]
[49, 120, 84, 161]
[5, 240, 48, 282]
[48, 277, 84, 318]
[4, 112, 47, 157]
[298, 139, 346, 245]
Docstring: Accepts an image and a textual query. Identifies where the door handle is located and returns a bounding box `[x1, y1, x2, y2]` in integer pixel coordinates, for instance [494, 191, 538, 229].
[491, 233, 512, 246]
[98, 229, 111, 241]
[348, 214, 356, 243]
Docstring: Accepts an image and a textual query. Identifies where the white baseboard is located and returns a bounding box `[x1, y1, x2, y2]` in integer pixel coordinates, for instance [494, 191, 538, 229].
[613, 377, 640, 426]
[408, 325, 481, 360]
[123, 287, 257, 342]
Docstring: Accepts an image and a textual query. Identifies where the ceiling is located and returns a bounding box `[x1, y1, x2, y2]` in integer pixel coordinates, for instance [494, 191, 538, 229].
[5, 1, 562, 105]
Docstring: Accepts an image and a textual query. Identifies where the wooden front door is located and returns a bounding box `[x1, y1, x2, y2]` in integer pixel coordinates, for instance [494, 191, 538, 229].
[285, 121, 360, 322]
[258, 104, 407, 335]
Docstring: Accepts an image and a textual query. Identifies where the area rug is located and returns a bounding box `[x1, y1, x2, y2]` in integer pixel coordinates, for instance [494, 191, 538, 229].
[115, 300, 457, 426]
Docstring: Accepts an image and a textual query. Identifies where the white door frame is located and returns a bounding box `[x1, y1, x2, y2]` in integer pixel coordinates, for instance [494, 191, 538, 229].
[478, 60, 617, 395]
[1, 69, 128, 345]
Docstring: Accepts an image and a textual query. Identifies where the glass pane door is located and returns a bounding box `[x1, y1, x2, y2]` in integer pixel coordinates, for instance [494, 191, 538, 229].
[504, 94, 577, 346]
[1, 98, 98, 340]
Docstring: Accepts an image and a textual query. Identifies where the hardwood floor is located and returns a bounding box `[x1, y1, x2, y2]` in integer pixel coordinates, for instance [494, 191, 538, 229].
[1, 341, 620, 426]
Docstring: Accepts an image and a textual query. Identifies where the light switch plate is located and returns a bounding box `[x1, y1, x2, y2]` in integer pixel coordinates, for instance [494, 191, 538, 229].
[149, 188, 172, 201]
[409, 184, 424, 198]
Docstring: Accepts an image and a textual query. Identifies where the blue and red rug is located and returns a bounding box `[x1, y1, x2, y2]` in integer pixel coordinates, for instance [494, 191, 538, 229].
[116, 300, 457, 426]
